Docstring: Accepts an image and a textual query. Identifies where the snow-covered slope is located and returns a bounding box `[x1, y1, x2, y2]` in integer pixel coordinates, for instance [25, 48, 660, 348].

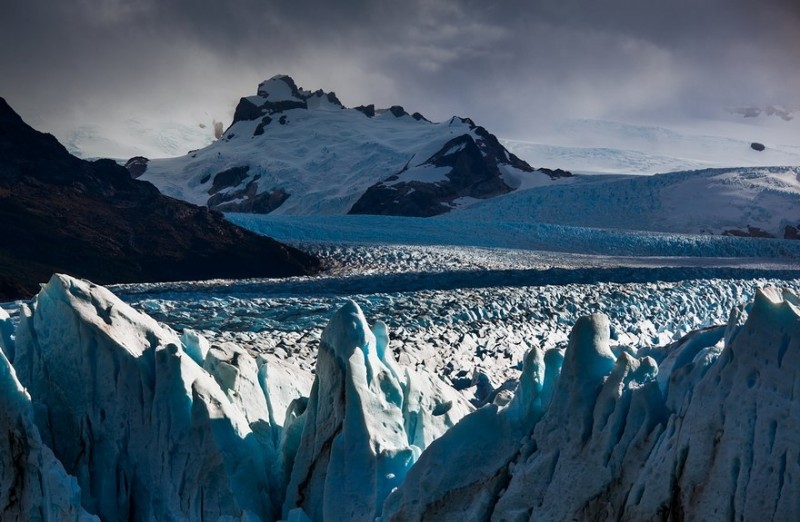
[61, 118, 216, 160]
[450, 166, 800, 238]
[139, 75, 562, 216]
[503, 117, 800, 175]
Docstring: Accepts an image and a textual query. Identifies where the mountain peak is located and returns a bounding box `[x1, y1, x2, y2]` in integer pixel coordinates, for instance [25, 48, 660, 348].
[232, 75, 345, 124]
[257, 75, 305, 102]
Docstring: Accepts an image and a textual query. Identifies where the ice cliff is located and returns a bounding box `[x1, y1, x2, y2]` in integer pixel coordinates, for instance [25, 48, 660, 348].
[8, 275, 312, 521]
[384, 287, 800, 520]
[282, 302, 471, 521]
[1, 274, 799, 520]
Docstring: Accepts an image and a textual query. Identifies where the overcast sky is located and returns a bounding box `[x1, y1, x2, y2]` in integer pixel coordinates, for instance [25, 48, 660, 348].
[2, 0, 799, 149]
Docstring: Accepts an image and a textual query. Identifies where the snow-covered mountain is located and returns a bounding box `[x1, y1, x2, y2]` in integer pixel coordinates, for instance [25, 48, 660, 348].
[2, 274, 799, 520]
[137, 75, 567, 217]
[450, 166, 800, 239]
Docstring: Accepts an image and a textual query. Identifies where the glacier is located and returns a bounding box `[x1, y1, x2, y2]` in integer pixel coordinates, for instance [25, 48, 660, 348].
[384, 287, 800, 520]
[0, 342, 97, 521]
[1, 273, 799, 520]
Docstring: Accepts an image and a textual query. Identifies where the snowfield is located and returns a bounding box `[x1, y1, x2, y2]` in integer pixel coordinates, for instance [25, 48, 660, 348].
[502, 117, 800, 175]
[451, 166, 800, 237]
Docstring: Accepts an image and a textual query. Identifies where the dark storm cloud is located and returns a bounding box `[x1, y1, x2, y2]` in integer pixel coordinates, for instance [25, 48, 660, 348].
[2, 0, 798, 139]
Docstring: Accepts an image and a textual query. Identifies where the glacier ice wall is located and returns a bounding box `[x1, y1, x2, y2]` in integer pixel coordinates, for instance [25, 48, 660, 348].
[2, 274, 799, 521]
[282, 301, 472, 522]
[10, 274, 302, 521]
[0, 345, 97, 521]
[384, 287, 800, 521]
[622, 287, 800, 520]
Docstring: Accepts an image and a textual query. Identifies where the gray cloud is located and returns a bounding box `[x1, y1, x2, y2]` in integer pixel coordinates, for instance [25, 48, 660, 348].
[2, 0, 798, 148]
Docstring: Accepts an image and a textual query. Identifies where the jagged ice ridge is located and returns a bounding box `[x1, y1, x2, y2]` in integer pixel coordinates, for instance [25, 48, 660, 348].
[1, 274, 799, 520]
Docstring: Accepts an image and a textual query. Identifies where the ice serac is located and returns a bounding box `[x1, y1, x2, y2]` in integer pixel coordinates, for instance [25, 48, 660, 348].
[0, 307, 14, 361]
[283, 301, 471, 522]
[624, 287, 800, 520]
[382, 344, 562, 521]
[0, 345, 98, 522]
[493, 315, 664, 521]
[385, 288, 800, 521]
[11, 274, 287, 522]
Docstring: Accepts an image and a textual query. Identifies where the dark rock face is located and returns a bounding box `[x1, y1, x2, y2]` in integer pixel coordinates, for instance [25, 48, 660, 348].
[124, 156, 149, 178]
[751, 142, 766, 151]
[258, 75, 303, 99]
[412, 112, 430, 122]
[234, 76, 345, 128]
[349, 122, 555, 217]
[722, 225, 775, 238]
[206, 168, 290, 213]
[254, 116, 273, 136]
[232, 97, 265, 124]
[354, 104, 376, 118]
[537, 167, 573, 179]
[0, 97, 320, 300]
[211, 187, 290, 213]
[208, 166, 250, 195]
[785, 225, 800, 240]
[389, 106, 409, 118]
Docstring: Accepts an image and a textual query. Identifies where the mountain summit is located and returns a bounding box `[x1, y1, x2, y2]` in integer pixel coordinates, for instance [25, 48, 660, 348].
[136, 75, 569, 217]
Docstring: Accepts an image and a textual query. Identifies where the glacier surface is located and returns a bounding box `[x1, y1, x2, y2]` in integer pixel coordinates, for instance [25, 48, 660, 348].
[1, 269, 799, 520]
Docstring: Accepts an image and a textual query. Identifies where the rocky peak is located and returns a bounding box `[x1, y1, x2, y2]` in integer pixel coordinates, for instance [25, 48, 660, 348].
[257, 75, 307, 102]
[233, 75, 346, 124]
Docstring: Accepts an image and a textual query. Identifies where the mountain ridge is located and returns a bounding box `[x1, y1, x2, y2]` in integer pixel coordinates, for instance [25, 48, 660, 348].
[137, 75, 569, 217]
[0, 97, 320, 299]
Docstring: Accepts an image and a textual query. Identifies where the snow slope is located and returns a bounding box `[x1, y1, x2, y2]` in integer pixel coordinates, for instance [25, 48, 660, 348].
[61, 118, 216, 160]
[450, 166, 800, 238]
[140, 75, 554, 216]
[503, 117, 800, 175]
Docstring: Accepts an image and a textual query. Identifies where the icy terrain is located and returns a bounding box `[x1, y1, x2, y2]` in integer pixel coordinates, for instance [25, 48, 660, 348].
[451, 166, 800, 238]
[503, 117, 800, 175]
[1, 266, 799, 520]
[384, 287, 800, 520]
[60, 118, 216, 160]
[1, 180, 799, 519]
[228, 212, 800, 258]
